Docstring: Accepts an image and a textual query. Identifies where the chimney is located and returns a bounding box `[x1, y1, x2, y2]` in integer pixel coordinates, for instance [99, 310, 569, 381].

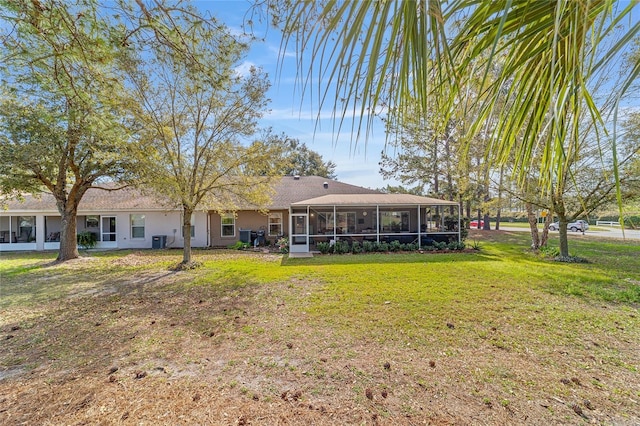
[323, 182, 329, 189]
[293, 175, 300, 180]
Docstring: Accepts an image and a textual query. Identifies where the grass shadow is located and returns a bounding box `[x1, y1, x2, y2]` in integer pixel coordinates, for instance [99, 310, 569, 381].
[1, 265, 267, 381]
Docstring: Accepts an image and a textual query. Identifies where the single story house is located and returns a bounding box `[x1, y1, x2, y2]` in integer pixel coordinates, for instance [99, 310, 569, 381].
[0, 176, 460, 253]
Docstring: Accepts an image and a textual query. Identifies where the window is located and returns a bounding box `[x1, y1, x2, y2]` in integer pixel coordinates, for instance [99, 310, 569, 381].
[182, 214, 195, 237]
[182, 225, 195, 238]
[337, 212, 356, 233]
[86, 215, 99, 228]
[102, 216, 116, 242]
[130, 214, 145, 239]
[316, 212, 356, 234]
[18, 216, 36, 242]
[268, 212, 282, 236]
[381, 211, 409, 232]
[317, 212, 334, 233]
[221, 213, 235, 237]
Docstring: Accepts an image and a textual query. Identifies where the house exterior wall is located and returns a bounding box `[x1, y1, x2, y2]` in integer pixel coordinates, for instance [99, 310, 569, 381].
[0, 211, 209, 252]
[209, 210, 288, 247]
[113, 211, 208, 250]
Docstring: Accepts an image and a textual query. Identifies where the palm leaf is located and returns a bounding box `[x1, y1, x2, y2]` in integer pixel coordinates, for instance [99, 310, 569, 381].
[276, 0, 639, 193]
[278, 0, 455, 149]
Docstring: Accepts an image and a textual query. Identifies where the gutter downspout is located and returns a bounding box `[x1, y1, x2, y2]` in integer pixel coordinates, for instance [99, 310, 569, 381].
[376, 205, 380, 243]
[333, 205, 337, 242]
[418, 205, 421, 249]
[458, 203, 461, 243]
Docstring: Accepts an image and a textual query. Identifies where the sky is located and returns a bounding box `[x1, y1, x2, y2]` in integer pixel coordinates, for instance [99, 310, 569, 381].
[197, 1, 640, 190]
[199, 1, 397, 190]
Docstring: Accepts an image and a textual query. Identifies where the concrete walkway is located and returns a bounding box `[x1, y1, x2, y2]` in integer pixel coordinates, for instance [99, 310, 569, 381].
[288, 252, 314, 258]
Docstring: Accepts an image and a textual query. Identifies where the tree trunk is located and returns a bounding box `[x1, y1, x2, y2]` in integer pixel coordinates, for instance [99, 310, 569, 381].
[57, 205, 80, 261]
[553, 194, 570, 258]
[432, 137, 439, 196]
[526, 202, 540, 249]
[495, 167, 504, 230]
[481, 164, 491, 230]
[52, 182, 90, 262]
[444, 131, 455, 215]
[540, 212, 552, 247]
[182, 206, 193, 265]
[557, 215, 570, 258]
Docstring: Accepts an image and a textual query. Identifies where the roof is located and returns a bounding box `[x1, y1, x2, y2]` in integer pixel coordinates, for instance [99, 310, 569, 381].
[1, 176, 381, 213]
[291, 193, 459, 206]
[268, 176, 381, 209]
[2, 185, 174, 213]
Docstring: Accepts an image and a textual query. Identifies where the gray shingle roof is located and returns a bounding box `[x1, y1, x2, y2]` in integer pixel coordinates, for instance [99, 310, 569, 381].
[269, 176, 381, 209]
[291, 193, 458, 206]
[3, 185, 173, 213]
[2, 176, 382, 213]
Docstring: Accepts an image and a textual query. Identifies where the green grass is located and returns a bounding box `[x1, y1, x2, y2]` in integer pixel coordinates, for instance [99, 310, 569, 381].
[274, 235, 639, 352]
[0, 232, 639, 424]
[1, 234, 638, 311]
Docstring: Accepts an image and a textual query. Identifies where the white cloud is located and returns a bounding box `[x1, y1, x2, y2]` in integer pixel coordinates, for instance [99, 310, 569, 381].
[226, 25, 250, 39]
[234, 61, 256, 78]
[268, 43, 296, 58]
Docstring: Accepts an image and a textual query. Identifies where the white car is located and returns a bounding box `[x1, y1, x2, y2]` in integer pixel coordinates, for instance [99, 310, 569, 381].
[548, 220, 589, 232]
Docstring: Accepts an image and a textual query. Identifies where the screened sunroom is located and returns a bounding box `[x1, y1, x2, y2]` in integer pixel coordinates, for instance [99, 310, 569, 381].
[288, 194, 460, 253]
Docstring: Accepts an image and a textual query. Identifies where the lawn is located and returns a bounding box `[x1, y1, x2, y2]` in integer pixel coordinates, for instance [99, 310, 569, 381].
[0, 231, 639, 425]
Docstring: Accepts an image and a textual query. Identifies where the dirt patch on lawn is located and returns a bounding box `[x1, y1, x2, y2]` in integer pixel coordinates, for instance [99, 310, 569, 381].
[1, 258, 638, 425]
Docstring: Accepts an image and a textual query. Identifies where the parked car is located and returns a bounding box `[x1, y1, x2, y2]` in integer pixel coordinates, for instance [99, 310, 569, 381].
[469, 219, 485, 228]
[548, 220, 589, 232]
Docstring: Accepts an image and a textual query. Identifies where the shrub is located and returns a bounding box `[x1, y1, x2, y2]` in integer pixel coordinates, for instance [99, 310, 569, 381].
[333, 240, 350, 254]
[469, 239, 482, 250]
[539, 245, 560, 258]
[459, 217, 470, 241]
[276, 237, 289, 254]
[77, 231, 97, 249]
[316, 242, 332, 254]
[433, 241, 448, 250]
[315, 237, 470, 255]
[443, 216, 469, 241]
[362, 240, 374, 253]
[228, 241, 250, 250]
[447, 241, 466, 251]
[389, 240, 402, 252]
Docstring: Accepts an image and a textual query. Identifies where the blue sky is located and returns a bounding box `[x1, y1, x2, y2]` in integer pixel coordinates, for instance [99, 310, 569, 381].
[200, 1, 396, 189]
[199, 1, 640, 190]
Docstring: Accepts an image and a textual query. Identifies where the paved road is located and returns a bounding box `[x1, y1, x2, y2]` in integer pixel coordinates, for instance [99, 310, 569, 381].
[496, 226, 640, 241]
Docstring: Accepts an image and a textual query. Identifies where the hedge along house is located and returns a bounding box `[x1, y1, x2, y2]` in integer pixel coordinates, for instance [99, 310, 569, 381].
[288, 194, 461, 253]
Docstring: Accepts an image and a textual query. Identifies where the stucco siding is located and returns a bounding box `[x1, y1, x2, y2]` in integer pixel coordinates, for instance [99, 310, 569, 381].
[116, 211, 209, 249]
[0, 211, 209, 251]
[209, 210, 288, 247]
